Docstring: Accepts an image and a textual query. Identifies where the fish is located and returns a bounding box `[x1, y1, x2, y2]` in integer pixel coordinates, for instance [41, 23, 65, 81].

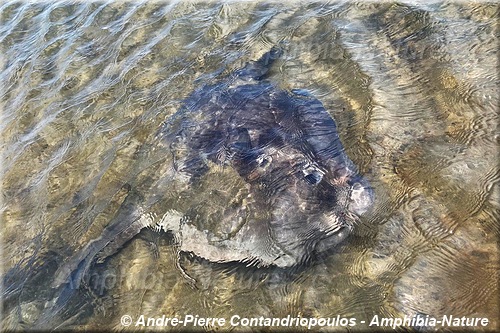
[52, 46, 374, 290]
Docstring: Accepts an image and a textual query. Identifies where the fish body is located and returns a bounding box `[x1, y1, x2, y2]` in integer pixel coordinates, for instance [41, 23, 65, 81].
[53, 46, 373, 289]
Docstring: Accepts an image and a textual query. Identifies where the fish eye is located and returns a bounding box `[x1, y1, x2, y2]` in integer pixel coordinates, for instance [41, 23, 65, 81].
[302, 167, 323, 185]
[257, 155, 272, 168]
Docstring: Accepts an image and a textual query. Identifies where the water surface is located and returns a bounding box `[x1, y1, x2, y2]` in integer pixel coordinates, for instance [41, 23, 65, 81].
[1, 0, 498, 331]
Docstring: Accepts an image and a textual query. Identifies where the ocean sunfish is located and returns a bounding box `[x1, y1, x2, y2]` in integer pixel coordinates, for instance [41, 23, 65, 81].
[53, 46, 373, 288]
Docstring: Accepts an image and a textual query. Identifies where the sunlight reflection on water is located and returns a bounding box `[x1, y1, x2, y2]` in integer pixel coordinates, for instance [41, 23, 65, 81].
[1, 1, 498, 331]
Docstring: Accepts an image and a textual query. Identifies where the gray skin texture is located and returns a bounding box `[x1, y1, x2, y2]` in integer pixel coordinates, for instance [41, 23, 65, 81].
[53, 48, 373, 289]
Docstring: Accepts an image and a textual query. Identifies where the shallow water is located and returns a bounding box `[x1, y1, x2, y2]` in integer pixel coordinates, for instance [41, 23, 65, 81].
[1, 0, 499, 331]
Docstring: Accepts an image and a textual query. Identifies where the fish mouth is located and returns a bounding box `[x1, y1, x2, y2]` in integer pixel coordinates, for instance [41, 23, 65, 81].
[348, 175, 374, 215]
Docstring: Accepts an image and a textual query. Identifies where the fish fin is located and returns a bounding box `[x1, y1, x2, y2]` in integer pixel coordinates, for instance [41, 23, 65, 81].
[236, 44, 284, 81]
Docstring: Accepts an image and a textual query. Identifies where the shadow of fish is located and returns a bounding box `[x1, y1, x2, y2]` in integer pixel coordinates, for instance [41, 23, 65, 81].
[51, 45, 374, 293]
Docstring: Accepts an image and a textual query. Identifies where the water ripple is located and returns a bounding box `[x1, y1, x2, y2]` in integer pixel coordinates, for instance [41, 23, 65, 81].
[1, 1, 498, 330]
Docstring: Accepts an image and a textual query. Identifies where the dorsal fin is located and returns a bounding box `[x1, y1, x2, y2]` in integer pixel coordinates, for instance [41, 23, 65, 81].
[235, 45, 284, 81]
